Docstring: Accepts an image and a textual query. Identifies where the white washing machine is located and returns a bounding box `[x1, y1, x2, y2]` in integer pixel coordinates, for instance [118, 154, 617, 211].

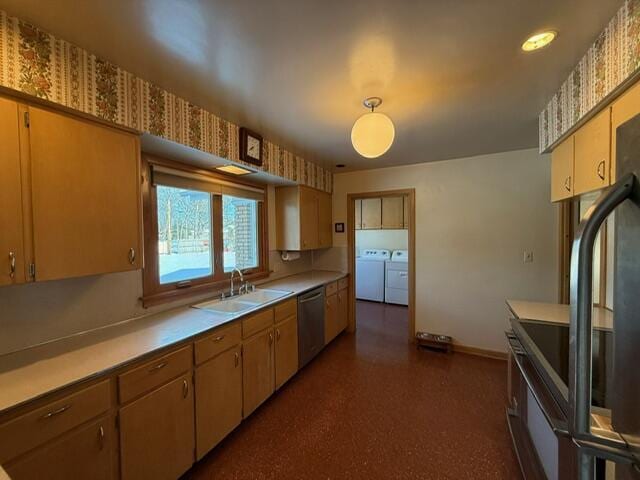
[355, 249, 390, 302]
[385, 250, 409, 305]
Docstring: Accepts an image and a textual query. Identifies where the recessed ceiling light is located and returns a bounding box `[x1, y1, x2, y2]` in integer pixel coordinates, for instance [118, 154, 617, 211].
[215, 164, 253, 175]
[522, 31, 557, 52]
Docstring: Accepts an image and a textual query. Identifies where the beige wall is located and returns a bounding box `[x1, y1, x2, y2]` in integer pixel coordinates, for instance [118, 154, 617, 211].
[325, 148, 558, 353]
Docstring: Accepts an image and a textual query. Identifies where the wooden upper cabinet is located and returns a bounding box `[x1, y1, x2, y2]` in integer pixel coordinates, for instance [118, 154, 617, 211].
[274, 315, 298, 389]
[119, 373, 195, 480]
[317, 191, 332, 248]
[551, 136, 574, 202]
[611, 80, 640, 182]
[381, 196, 404, 229]
[195, 345, 242, 459]
[361, 198, 382, 229]
[28, 106, 141, 281]
[0, 97, 26, 286]
[275, 185, 332, 251]
[574, 108, 611, 196]
[242, 327, 275, 417]
[355, 199, 362, 230]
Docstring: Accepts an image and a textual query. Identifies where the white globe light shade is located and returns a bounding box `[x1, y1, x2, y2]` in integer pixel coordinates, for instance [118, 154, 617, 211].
[351, 112, 395, 158]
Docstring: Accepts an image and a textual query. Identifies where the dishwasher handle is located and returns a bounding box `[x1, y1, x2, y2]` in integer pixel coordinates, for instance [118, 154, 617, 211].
[299, 292, 323, 304]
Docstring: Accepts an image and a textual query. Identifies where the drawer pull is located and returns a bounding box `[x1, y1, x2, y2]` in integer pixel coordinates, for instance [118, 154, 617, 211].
[212, 335, 225, 343]
[234, 352, 240, 367]
[41, 404, 71, 420]
[148, 361, 167, 372]
[597, 160, 606, 180]
[98, 425, 105, 450]
[182, 379, 189, 398]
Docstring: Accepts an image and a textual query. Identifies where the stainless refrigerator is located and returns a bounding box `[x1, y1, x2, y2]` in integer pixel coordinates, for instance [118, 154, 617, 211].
[569, 113, 640, 478]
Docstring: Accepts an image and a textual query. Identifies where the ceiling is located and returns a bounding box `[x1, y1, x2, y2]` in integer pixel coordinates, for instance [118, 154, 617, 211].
[0, 0, 622, 172]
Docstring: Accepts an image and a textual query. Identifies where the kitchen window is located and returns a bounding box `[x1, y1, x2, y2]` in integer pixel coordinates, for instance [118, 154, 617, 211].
[142, 156, 268, 306]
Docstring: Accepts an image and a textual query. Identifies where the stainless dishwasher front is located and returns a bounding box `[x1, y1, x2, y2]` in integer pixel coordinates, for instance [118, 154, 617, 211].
[297, 286, 325, 368]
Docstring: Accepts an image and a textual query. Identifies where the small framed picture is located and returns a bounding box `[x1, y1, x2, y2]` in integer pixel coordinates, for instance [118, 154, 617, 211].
[335, 223, 345, 233]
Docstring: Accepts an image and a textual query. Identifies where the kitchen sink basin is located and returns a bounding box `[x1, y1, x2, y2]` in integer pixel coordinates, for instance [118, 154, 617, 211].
[192, 288, 291, 315]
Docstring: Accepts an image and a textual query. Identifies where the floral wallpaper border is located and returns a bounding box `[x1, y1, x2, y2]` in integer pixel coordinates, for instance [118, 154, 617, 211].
[539, 0, 640, 152]
[0, 10, 332, 193]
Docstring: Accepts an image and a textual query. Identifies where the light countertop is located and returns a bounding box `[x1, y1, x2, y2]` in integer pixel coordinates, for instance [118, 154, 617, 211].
[0, 270, 346, 415]
[506, 300, 613, 331]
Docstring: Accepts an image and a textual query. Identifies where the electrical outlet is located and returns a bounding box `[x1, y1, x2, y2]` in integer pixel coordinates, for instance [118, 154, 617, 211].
[523, 251, 534, 263]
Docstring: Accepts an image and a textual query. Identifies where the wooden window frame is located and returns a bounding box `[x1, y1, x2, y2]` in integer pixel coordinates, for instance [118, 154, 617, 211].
[141, 154, 269, 307]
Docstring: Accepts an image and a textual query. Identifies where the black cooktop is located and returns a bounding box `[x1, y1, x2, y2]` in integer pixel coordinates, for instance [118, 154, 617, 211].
[520, 321, 614, 409]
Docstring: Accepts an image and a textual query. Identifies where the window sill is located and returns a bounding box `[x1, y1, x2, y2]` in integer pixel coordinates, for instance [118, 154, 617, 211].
[142, 270, 271, 308]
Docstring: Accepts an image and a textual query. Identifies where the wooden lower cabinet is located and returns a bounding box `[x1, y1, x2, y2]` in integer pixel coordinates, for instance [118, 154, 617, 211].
[195, 345, 242, 459]
[5, 416, 114, 480]
[337, 287, 349, 332]
[324, 292, 339, 344]
[119, 373, 194, 480]
[242, 328, 275, 417]
[275, 316, 298, 389]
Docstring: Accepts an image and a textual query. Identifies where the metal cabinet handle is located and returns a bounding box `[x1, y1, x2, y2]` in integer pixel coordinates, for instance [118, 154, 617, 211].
[268, 332, 273, 345]
[41, 404, 71, 420]
[8, 252, 15, 279]
[597, 160, 606, 180]
[564, 176, 572, 192]
[276, 329, 281, 341]
[212, 335, 225, 343]
[234, 352, 239, 367]
[98, 425, 105, 450]
[128, 248, 136, 265]
[182, 379, 189, 398]
[148, 361, 167, 372]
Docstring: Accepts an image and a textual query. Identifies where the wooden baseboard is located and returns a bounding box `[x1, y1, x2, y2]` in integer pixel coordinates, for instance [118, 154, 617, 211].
[452, 344, 508, 361]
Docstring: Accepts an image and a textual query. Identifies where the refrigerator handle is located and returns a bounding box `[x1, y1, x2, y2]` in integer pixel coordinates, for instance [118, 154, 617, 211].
[569, 172, 637, 478]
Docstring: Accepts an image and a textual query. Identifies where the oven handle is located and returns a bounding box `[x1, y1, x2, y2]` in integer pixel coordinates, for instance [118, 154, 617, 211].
[569, 173, 637, 478]
[507, 339, 570, 437]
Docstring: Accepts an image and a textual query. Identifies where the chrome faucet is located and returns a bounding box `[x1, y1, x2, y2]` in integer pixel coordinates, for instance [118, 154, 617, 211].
[230, 268, 244, 296]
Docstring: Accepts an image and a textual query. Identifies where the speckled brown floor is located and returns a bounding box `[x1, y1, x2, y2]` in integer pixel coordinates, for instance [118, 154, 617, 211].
[184, 301, 521, 480]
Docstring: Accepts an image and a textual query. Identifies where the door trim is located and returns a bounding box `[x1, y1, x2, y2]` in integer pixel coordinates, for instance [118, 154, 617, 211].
[347, 189, 416, 343]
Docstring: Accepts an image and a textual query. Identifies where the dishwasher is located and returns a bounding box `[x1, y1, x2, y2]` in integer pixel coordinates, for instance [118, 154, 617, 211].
[297, 286, 325, 368]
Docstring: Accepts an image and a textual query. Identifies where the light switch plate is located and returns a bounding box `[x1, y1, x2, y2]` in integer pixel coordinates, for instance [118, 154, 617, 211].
[523, 251, 534, 263]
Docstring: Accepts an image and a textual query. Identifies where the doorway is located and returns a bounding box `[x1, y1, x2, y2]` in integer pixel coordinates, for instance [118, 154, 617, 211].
[346, 189, 416, 342]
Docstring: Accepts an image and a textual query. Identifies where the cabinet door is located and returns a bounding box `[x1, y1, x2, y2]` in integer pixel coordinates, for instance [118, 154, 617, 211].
[337, 288, 349, 332]
[120, 374, 194, 480]
[355, 199, 362, 230]
[299, 187, 319, 250]
[382, 196, 404, 229]
[324, 293, 338, 344]
[551, 136, 574, 202]
[402, 196, 409, 229]
[611, 81, 640, 182]
[318, 191, 333, 248]
[6, 417, 113, 480]
[28, 106, 141, 281]
[275, 316, 298, 389]
[0, 98, 26, 286]
[195, 345, 242, 459]
[361, 198, 382, 229]
[242, 329, 275, 417]
[574, 108, 611, 195]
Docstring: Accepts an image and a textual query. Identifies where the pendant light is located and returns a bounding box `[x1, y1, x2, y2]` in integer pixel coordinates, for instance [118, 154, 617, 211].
[351, 97, 395, 158]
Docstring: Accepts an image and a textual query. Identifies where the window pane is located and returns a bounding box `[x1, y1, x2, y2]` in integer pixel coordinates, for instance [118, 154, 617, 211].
[156, 185, 212, 284]
[223, 196, 259, 272]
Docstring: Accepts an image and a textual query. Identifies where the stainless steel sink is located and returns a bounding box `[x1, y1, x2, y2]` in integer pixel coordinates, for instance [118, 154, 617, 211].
[192, 288, 291, 315]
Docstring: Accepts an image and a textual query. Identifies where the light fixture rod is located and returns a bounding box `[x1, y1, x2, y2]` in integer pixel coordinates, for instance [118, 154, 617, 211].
[363, 96, 382, 112]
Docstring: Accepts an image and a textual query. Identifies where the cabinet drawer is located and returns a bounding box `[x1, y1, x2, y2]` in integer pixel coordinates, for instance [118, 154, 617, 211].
[274, 298, 297, 323]
[119, 346, 192, 404]
[0, 380, 111, 464]
[195, 322, 242, 365]
[325, 281, 338, 297]
[242, 308, 274, 338]
[338, 277, 349, 291]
